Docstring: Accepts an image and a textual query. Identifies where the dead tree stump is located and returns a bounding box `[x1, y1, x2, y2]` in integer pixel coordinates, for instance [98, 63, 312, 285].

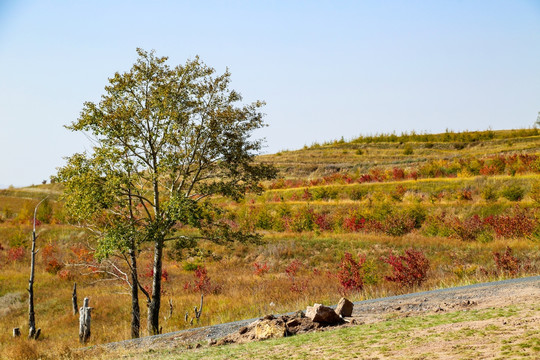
[72, 283, 78, 315]
[79, 297, 92, 344]
[13, 328, 20, 337]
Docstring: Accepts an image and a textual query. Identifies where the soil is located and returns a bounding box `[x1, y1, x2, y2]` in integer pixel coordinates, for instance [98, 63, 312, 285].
[88, 275, 540, 358]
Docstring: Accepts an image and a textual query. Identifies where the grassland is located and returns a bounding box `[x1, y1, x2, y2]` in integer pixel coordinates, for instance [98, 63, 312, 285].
[0, 128, 539, 359]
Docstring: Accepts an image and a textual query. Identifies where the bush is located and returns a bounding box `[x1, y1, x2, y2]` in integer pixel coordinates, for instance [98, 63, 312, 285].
[382, 248, 430, 288]
[184, 266, 222, 295]
[501, 183, 526, 202]
[449, 215, 490, 241]
[530, 181, 540, 204]
[337, 252, 366, 294]
[493, 247, 520, 275]
[484, 208, 537, 238]
[343, 215, 366, 232]
[349, 188, 366, 201]
[285, 259, 307, 293]
[382, 213, 416, 236]
[183, 261, 201, 271]
[407, 205, 427, 229]
[403, 145, 414, 155]
[312, 187, 338, 201]
[481, 184, 498, 202]
[390, 185, 407, 202]
[7, 246, 25, 262]
[457, 188, 473, 201]
[253, 262, 269, 276]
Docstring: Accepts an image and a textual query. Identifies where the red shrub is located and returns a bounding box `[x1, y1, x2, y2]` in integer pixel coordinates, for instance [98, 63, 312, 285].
[458, 188, 473, 201]
[45, 259, 63, 274]
[314, 213, 333, 231]
[484, 208, 536, 238]
[8, 247, 24, 262]
[301, 188, 312, 201]
[390, 185, 407, 201]
[382, 248, 430, 287]
[57, 269, 74, 280]
[343, 215, 366, 232]
[408, 171, 419, 180]
[285, 260, 301, 278]
[364, 219, 384, 233]
[285, 260, 307, 293]
[392, 167, 406, 181]
[253, 262, 269, 276]
[449, 215, 488, 241]
[337, 252, 366, 294]
[143, 264, 169, 281]
[358, 174, 373, 183]
[185, 266, 221, 294]
[493, 247, 520, 275]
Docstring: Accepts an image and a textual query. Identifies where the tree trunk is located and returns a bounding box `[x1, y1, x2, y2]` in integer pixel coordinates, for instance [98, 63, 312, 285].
[72, 283, 78, 315]
[28, 196, 48, 339]
[28, 230, 36, 339]
[147, 237, 163, 335]
[129, 249, 140, 339]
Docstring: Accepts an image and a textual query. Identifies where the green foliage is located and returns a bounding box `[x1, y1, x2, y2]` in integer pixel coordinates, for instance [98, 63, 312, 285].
[501, 183, 526, 202]
[182, 261, 201, 271]
[403, 144, 414, 155]
[311, 187, 338, 201]
[481, 183, 499, 202]
[36, 199, 53, 223]
[530, 181, 540, 205]
[57, 48, 276, 334]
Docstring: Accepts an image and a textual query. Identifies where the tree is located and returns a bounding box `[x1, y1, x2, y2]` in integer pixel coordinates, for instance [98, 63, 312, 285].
[58, 48, 276, 336]
[28, 196, 49, 340]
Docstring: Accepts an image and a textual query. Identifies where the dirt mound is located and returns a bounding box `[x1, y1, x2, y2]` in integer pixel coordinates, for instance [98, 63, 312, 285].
[212, 311, 343, 346]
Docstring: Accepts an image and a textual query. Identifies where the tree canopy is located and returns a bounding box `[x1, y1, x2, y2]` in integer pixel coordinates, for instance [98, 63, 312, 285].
[57, 48, 276, 335]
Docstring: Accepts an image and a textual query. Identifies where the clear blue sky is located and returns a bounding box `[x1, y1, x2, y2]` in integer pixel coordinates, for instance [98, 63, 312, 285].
[0, 0, 539, 187]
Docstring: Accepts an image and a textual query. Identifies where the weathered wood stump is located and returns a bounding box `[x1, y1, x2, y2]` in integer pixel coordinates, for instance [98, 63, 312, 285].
[79, 297, 92, 344]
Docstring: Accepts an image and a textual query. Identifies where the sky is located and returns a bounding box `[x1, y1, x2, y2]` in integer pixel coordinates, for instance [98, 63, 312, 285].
[0, 1, 539, 187]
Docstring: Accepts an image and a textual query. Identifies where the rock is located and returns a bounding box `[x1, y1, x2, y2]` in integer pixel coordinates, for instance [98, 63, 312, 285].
[306, 304, 343, 324]
[207, 339, 217, 346]
[286, 318, 301, 328]
[335, 298, 354, 317]
[253, 319, 288, 340]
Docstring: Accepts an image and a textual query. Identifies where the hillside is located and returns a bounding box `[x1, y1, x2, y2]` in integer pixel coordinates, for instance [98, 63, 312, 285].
[257, 128, 540, 179]
[0, 128, 539, 359]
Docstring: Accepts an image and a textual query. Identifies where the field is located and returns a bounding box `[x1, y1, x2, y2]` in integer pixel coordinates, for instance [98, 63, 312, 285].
[0, 129, 539, 359]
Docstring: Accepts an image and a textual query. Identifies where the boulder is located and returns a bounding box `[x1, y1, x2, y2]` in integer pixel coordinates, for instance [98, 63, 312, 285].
[253, 318, 288, 340]
[335, 297, 354, 317]
[306, 304, 343, 324]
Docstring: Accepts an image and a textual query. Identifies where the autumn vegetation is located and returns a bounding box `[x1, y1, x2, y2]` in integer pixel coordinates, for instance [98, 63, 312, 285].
[1, 127, 540, 356]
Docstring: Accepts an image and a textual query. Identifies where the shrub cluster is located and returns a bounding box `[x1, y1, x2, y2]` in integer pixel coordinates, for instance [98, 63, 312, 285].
[381, 248, 430, 288]
[267, 153, 540, 190]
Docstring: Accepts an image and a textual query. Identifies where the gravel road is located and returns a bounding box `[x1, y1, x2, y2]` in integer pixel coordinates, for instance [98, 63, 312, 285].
[98, 275, 540, 353]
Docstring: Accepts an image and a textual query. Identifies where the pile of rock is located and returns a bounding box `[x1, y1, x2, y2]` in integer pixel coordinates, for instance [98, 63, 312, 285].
[211, 298, 355, 346]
